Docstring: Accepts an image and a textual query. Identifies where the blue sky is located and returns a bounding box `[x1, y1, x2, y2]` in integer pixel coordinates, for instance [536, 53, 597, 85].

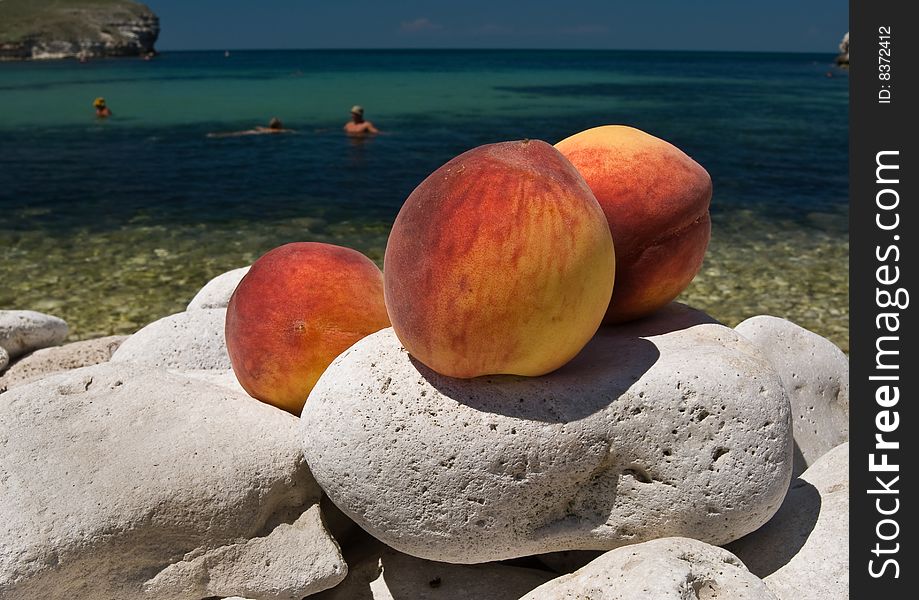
[148, 1, 848, 53]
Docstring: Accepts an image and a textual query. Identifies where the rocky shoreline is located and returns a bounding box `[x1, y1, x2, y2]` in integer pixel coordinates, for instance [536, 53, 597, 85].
[836, 32, 849, 67]
[0, 1, 158, 61]
[0, 267, 849, 599]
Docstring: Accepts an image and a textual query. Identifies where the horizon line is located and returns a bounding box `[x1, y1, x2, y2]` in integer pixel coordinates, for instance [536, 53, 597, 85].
[154, 47, 838, 55]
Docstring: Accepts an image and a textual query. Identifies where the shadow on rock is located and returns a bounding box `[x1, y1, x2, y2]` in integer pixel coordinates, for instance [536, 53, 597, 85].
[414, 303, 719, 423]
[726, 478, 822, 577]
[312, 539, 552, 600]
[411, 335, 657, 422]
[792, 439, 807, 477]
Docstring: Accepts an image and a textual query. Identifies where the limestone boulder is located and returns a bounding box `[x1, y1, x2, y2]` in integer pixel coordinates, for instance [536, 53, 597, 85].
[727, 443, 848, 600]
[111, 309, 230, 370]
[303, 304, 793, 563]
[735, 316, 848, 476]
[0, 309, 68, 360]
[521, 537, 777, 600]
[187, 266, 250, 311]
[180, 368, 249, 398]
[0, 363, 346, 600]
[0, 335, 126, 393]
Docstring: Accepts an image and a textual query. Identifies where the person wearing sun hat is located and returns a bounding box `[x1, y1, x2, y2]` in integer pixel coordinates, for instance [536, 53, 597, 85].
[93, 97, 112, 118]
[344, 104, 379, 136]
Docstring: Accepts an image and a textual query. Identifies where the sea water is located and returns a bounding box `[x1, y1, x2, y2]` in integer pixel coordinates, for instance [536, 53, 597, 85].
[0, 50, 848, 348]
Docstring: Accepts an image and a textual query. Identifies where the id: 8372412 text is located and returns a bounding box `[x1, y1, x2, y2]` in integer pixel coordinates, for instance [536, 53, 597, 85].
[878, 26, 892, 104]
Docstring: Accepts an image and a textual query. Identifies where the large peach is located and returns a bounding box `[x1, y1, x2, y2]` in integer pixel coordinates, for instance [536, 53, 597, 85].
[555, 125, 712, 323]
[226, 242, 390, 414]
[384, 139, 615, 379]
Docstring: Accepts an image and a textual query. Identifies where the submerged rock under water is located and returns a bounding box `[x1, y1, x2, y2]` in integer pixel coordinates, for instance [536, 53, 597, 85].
[0, 207, 849, 352]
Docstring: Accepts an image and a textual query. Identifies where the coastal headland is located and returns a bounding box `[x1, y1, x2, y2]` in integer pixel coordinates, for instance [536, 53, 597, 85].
[0, 0, 158, 61]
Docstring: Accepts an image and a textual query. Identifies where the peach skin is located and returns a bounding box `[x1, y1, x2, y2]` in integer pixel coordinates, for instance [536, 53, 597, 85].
[556, 125, 712, 324]
[383, 139, 615, 379]
[226, 242, 390, 415]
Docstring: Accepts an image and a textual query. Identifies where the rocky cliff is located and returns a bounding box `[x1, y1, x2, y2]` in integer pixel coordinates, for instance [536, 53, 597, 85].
[0, 0, 159, 61]
[836, 32, 849, 67]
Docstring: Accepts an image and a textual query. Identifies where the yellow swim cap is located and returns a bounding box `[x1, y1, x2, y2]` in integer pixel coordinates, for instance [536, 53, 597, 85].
[93, 97, 106, 108]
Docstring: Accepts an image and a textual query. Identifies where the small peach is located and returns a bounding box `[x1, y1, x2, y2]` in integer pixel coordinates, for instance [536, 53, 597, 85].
[226, 242, 390, 414]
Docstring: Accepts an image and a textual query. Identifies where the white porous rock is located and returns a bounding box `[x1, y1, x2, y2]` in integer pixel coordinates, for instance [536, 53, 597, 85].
[0, 363, 346, 600]
[302, 304, 793, 563]
[520, 537, 778, 600]
[312, 542, 553, 600]
[0, 310, 68, 360]
[180, 368, 250, 398]
[727, 443, 848, 600]
[187, 266, 251, 310]
[0, 345, 8, 373]
[735, 315, 848, 476]
[111, 308, 230, 370]
[0, 335, 126, 393]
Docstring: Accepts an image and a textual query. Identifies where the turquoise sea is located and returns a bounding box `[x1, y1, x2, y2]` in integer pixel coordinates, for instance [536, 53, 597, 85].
[0, 50, 849, 349]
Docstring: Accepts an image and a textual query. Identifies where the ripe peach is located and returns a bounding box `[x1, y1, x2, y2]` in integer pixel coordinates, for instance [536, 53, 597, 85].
[556, 125, 712, 324]
[384, 139, 615, 379]
[226, 242, 390, 415]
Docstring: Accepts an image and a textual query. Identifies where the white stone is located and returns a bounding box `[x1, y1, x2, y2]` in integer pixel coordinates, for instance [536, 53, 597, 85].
[0, 335, 126, 393]
[187, 266, 250, 311]
[521, 537, 778, 600]
[312, 542, 552, 599]
[0, 363, 346, 599]
[735, 315, 848, 476]
[727, 443, 848, 600]
[180, 368, 250, 398]
[0, 345, 7, 373]
[0, 310, 68, 360]
[111, 309, 230, 370]
[302, 304, 793, 563]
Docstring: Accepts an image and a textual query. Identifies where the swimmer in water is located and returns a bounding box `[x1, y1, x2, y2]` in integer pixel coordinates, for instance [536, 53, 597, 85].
[207, 117, 295, 137]
[344, 105, 379, 136]
[93, 97, 112, 118]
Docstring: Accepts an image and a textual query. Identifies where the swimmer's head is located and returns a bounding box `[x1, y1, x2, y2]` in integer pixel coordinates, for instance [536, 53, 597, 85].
[93, 97, 106, 108]
[268, 117, 283, 129]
